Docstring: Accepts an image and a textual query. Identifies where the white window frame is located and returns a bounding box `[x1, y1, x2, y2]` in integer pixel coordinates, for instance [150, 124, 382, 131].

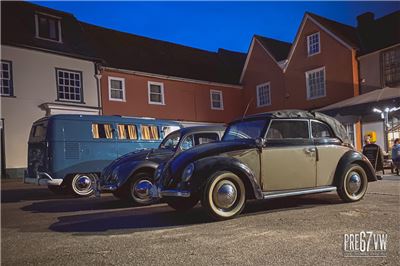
[0, 60, 13, 97]
[34, 12, 62, 43]
[108, 77, 126, 102]
[307, 32, 320, 56]
[148, 81, 165, 105]
[256, 82, 271, 107]
[305, 66, 326, 100]
[56, 68, 83, 102]
[210, 89, 224, 110]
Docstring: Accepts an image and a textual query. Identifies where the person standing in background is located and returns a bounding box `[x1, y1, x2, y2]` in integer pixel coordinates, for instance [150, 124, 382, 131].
[391, 138, 400, 175]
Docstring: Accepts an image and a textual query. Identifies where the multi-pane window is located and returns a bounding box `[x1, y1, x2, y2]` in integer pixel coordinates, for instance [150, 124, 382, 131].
[140, 125, 160, 140]
[92, 123, 113, 139]
[306, 67, 326, 100]
[0, 61, 13, 96]
[210, 90, 223, 110]
[344, 123, 356, 147]
[35, 13, 61, 42]
[148, 82, 165, 104]
[56, 69, 82, 102]
[382, 47, 400, 86]
[117, 124, 138, 140]
[256, 83, 271, 107]
[108, 77, 125, 101]
[307, 32, 320, 56]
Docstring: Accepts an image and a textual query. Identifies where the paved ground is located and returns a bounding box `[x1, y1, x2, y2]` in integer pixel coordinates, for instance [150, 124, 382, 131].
[1, 175, 399, 265]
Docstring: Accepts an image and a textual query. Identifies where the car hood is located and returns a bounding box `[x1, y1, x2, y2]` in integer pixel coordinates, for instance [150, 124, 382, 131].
[170, 139, 256, 173]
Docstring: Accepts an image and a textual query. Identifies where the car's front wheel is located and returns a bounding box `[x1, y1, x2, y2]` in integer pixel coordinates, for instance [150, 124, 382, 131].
[129, 172, 157, 205]
[202, 171, 246, 220]
[70, 173, 97, 197]
[337, 164, 368, 202]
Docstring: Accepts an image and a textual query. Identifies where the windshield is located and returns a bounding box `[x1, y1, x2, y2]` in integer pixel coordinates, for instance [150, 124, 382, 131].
[223, 119, 268, 141]
[159, 132, 180, 150]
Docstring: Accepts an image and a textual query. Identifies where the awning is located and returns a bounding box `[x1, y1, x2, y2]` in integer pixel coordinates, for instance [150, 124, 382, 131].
[316, 87, 400, 116]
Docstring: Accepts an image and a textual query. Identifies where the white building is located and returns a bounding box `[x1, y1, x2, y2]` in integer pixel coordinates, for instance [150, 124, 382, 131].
[1, 2, 101, 178]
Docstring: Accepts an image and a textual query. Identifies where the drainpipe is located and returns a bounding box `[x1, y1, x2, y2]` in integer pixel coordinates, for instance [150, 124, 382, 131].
[95, 63, 103, 115]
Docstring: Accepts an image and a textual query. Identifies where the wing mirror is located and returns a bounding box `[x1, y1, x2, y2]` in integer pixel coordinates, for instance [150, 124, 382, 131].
[255, 137, 266, 150]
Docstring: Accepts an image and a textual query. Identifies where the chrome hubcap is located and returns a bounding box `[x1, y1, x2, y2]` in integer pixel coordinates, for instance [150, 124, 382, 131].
[133, 179, 153, 200]
[75, 175, 92, 192]
[347, 172, 362, 195]
[214, 181, 237, 209]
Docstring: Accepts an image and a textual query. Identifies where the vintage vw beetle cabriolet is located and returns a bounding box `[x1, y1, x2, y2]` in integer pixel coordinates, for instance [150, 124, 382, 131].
[153, 110, 377, 220]
[98, 126, 225, 204]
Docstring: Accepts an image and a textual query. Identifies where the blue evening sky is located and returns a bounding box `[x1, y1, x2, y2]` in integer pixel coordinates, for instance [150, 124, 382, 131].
[32, 1, 399, 53]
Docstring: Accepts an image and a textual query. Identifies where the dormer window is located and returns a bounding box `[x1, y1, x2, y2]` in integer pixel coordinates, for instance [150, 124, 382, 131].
[307, 32, 320, 56]
[35, 13, 62, 42]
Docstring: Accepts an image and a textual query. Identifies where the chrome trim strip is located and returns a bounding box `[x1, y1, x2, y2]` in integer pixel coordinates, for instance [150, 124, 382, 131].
[160, 189, 191, 198]
[263, 186, 337, 199]
[100, 184, 118, 191]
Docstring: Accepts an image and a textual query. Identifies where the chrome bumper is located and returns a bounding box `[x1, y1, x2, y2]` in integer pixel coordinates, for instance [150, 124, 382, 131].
[149, 184, 191, 198]
[24, 171, 63, 186]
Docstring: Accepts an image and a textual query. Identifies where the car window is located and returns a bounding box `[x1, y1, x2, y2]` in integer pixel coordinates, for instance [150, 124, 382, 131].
[180, 135, 194, 151]
[223, 119, 267, 140]
[311, 121, 334, 138]
[159, 132, 180, 149]
[194, 133, 220, 145]
[266, 120, 309, 139]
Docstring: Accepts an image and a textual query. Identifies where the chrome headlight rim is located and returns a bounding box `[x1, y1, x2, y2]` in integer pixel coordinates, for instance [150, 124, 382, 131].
[181, 163, 195, 182]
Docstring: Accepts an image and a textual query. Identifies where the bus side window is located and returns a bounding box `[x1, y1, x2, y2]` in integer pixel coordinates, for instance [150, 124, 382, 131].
[92, 123, 113, 139]
[140, 125, 160, 140]
[117, 124, 138, 140]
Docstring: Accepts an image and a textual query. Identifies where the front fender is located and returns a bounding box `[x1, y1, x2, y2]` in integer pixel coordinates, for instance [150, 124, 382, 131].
[114, 160, 159, 188]
[188, 156, 263, 199]
[333, 150, 377, 186]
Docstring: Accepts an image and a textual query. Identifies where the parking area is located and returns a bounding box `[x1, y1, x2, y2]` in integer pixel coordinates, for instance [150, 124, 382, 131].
[1, 176, 399, 265]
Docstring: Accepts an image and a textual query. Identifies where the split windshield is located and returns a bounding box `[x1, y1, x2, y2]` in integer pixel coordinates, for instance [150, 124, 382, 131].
[223, 119, 268, 141]
[159, 131, 180, 150]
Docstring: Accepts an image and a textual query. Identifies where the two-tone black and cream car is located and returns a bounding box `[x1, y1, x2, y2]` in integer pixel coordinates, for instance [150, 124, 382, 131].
[153, 110, 377, 220]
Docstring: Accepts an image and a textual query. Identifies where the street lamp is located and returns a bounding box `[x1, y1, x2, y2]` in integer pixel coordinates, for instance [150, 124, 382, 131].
[373, 106, 400, 152]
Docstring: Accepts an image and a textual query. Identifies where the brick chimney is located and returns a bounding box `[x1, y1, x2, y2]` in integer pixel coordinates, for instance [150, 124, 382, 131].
[357, 12, 375, 28]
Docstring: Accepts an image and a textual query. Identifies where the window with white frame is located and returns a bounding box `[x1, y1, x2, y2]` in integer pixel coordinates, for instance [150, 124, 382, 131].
[108, 77, 125, 101]
[256, 82, 271, 107]
[307, 32, 320, 56]
[56, 69, 83, 102]
[0, 60, 13, 96]
[306, 67, 326, 100]
[210, 90, 223, 110]
[35, 13, 62, 42]
[382, 47, 400, 86]
[148, 82, 165, 105]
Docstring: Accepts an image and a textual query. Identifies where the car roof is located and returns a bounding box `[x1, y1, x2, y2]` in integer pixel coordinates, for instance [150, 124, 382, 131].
[178, 126, 226, 135]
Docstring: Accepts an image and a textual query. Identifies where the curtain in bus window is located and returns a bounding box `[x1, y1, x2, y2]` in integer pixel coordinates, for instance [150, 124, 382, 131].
[150, 126, 159, 140]
[141, 125, 151, 140]
[92, 124, 99, 139]
[118, 124, 126, 139]
[104, 124, 113, 139]
[128, 125, 137, 140]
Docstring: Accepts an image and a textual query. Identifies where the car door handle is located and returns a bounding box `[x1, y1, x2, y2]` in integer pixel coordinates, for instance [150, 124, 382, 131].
[304, 147, 316, 155]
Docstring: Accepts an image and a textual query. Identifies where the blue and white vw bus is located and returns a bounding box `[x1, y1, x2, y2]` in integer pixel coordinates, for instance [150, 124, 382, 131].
[24, 115, 181, 196]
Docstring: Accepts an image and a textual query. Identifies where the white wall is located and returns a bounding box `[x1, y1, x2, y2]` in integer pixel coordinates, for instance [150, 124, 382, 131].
[0, 45, 99, 173]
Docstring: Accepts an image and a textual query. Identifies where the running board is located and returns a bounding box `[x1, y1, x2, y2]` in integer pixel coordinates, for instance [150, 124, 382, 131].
[262, 186, 337, 199]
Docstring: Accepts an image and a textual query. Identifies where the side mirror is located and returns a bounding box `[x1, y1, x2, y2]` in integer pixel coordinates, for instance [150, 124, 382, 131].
[255, 137, 266, 150]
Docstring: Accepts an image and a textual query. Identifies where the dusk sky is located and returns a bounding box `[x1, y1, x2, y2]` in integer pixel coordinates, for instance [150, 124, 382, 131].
[32, 1, 399, 53]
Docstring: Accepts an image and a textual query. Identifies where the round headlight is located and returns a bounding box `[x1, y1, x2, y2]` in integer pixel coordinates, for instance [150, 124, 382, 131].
[181, 163, 195, 182]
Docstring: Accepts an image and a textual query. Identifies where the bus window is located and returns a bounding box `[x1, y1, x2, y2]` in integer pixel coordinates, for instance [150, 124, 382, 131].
[32, 123, 47, 138]
[117, 124, 138, 140]
[141, 125, 159, 140]
[92, 123, 113, 139]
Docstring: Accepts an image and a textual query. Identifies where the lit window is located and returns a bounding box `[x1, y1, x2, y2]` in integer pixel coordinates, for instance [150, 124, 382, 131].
[307, 32, 320, 56]
[35, 13, 61, 42]
[92, 123, 113, 139]
[108, 77, 125, 101]
[117, 124, 138, 140]
[256, 83, 271, 107]
[382, 47, 400, 87]
[56, 69, 82, 102]
[306, 67, 326, 100]
[140, 125, 159, 140]
[0, 60, 13, 96]
[210, 90, 223, 110]
[148, 82, 165, 105]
